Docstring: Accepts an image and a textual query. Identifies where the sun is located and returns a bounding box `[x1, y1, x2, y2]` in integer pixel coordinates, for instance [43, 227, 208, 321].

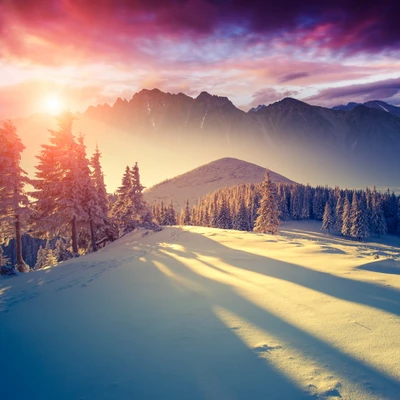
[44, 94, 64, 115]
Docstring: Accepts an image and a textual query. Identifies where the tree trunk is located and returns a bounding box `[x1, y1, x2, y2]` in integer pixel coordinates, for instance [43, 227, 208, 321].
[15, 214, 29, 272]
[71, 216, 79, 255]
[89, 210, 97, 252]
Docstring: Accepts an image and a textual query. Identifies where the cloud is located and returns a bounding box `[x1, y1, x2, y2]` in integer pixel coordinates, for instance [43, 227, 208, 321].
[1, 0, 399, 67]
[278, 72, 310, 83]
[304, 78, 400, 106]
[248, 88, 299, 108]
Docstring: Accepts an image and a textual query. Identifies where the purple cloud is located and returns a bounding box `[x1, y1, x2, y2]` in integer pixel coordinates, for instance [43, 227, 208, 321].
[1, 0, 399, 67]
[278, 72, 310, 83]
[305, 78, 400, 106]
[249, 88, 299, 108]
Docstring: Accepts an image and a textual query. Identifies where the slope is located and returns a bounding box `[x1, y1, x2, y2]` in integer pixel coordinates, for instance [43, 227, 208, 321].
[1, 223, 400, 399]
[143, 157, 294, 210]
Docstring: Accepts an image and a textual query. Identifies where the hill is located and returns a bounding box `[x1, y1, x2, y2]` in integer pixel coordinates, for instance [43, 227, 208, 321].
[143, 157, 294, 210]
[1, 224, 400, 399]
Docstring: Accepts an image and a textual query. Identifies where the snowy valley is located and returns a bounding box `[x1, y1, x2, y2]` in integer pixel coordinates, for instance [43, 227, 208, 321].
[1, 223, 400, 399]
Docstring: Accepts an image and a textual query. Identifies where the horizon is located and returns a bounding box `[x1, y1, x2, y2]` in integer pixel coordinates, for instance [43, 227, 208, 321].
[14, 88, 400, 121]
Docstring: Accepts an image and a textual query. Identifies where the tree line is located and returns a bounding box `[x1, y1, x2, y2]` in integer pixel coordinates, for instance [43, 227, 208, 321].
[154, 176, 399, 240]
[0, 114, 154, 276]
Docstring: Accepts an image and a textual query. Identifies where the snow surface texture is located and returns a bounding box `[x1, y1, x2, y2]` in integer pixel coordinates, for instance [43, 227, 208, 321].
[1, 222, 400, 400]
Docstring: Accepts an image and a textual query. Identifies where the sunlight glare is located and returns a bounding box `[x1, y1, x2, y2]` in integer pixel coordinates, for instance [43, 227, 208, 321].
[44, 94, 63, 115]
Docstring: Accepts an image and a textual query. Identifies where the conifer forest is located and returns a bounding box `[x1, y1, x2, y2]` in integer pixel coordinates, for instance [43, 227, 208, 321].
[1, 115, 400, 276]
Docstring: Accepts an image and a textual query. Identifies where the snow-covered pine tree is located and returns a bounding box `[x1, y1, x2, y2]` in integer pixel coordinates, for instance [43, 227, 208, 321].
[111, 166, 133, 233]
[312, 187, 326, 220]
[321, 201, 334, 233]
[341, 196, 351, 236]
[34, 241, 57, 270]
[30, 112, 87, 255]
[350, 191, 370, 241]
[253, 170, 280, 234]
[334, 194, 344, 233]
[382, 190, 398, 234]
[74, 134, 101, 252]
[290, 185, 302, 220]
[301, 185, 311, 219]
[358, 194, 371, 240]
[370, 187, 387, 237]
[111, 162, 147, 233]
[277, 184, 290, 221]
[0, 120, 30, 272]
[233, 196, 250, 231]
[164, 201, 177, 225]
[217, 195, 232, 229]
[89, 145, 117, 244]
[54, 237, 73, 262]
[372, 198, 387, 237]
[130, 162, 147, 221]
[183, 200, 191, 225]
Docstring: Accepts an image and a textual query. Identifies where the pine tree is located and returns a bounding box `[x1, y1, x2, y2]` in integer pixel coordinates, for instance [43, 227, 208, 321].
[253, 170, 280, 234]
[90, 145, 117, 245]
[34, 241, 57, 270]
[54, 238, 73, 262]
[111, 166, 133, 233]
[234, 196, 250, 231]
[301, 185, 311, 219]
[0, 120, 30, 272]
[111, 163, 147, 233]
[334, 194, 344, 233]
[130, 162, 147, 220]
[322, 201, 334, 233]
[370, 188, 387, 237]
[341, 196, 351, 236]
[216, 195, 232, 229]
[183, 200, 191, 225]
[75, 134, 100, 252]
[350, 192, 370, 241]
[30, 112, 86, 255]
[163, 201, 177, 225]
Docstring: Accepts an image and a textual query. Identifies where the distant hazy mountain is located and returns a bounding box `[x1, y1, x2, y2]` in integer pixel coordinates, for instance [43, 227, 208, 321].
[333, 100, 400, 117]
[144, 157, 294, 210]
[12, 89, 400, 192]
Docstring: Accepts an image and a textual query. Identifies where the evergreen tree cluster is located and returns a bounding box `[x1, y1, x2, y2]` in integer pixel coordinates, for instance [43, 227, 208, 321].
[180, 180, 399, 241]
[152, 201, 178, 226]
[0, 114, 152, 275]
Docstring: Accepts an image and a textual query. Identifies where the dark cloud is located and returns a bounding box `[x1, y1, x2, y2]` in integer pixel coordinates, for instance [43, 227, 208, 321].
[305, 78, 400, 106]
[278, 72, 310, 83]
[1, 0, 399, 65]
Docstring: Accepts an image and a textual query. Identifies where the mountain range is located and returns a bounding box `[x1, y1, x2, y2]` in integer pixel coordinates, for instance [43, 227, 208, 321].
[13, 89, 400, 192]
[332, 100, 400, 117]
[143, 157, 294, 210]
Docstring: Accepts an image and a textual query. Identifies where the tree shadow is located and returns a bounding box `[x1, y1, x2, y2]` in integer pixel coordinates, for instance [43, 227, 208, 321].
[143, 229, 400, 397]
[171, 228, 400, 318]
[358, 259, 400, 275]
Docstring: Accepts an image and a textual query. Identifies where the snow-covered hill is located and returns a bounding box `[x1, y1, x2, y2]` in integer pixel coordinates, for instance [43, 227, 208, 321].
[143, 157, 294, 210]
[1, 223, 400, 399]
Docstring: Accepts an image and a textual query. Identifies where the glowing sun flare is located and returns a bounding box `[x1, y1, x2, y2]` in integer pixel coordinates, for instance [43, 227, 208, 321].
[44, 95, 63, 115]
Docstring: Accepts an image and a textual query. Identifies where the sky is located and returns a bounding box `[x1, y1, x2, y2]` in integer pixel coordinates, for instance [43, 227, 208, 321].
[1, 0, 400, 119]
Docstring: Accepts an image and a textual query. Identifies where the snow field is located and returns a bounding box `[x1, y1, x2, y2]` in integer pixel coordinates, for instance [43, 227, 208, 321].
[1, 222, 400, 399]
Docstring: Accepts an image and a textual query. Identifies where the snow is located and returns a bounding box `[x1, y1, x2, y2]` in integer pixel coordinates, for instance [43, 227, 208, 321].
[377, 103, 389, 113]
[1, 222, 400, 399]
